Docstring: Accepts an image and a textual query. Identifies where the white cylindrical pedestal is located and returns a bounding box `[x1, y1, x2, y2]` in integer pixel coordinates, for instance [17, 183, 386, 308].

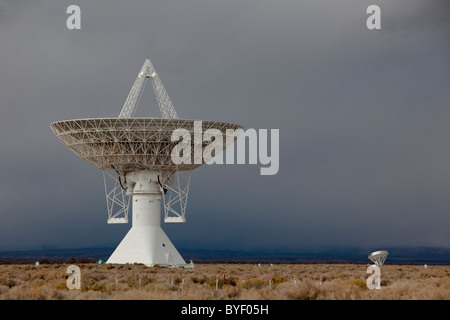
[106, 170, 188, 267]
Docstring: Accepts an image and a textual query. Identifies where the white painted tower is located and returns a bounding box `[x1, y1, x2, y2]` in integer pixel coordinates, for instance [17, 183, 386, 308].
[107, 170, 186, 266]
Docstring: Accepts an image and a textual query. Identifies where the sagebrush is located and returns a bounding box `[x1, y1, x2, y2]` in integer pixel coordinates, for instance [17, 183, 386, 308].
[0, 263, 448, 300]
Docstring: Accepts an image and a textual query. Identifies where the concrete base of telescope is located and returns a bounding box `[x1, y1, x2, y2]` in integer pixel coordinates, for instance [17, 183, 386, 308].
[106, 170, 192, 268]
[106, 225, 189, 267]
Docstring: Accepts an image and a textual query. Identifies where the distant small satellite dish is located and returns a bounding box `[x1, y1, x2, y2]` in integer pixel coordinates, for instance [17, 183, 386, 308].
[35, 262, 39, 267]
[368, 250, 389, 266]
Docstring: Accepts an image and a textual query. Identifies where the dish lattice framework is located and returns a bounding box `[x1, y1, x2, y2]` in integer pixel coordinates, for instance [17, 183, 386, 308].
[50, 118, 241, 173]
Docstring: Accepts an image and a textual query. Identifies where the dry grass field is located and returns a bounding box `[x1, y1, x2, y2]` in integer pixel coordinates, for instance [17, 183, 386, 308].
[0, 262, 448, 300]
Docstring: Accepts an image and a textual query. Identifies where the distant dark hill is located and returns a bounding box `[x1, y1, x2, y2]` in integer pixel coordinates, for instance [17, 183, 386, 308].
[0, 246, 448, 265]
[0, 247, 113, 264]
[179, 247, 450, 264]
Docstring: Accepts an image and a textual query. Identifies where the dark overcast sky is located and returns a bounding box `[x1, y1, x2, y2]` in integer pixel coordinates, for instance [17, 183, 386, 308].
[0, 0, 449, 254]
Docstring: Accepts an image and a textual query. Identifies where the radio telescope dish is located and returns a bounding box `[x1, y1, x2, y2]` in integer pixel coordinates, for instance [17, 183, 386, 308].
[50, 57, 243, 267]
[368, 250, 389, 266]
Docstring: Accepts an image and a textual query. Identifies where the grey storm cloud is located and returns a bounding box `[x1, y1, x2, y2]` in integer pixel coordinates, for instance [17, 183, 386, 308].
[0, 0, 448, 252]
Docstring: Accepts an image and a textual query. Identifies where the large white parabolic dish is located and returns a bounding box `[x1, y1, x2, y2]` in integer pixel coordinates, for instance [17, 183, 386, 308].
[50, 117, 242, 173]
[50, 58, 243, 267]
